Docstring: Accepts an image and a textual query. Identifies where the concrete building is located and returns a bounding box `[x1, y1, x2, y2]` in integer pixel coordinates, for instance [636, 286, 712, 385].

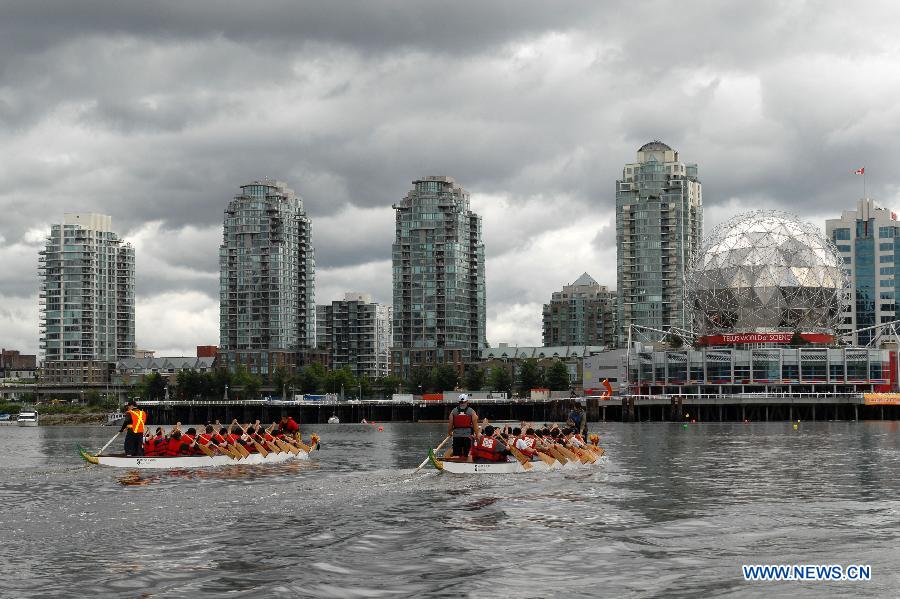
[219, 180, 315, 380]
[316, 292, 392, 379]
[616, 141, 702, 345]
[543, 273, 616, 347]
[115, 356, 216, 385]
[39, 213, 135, 383]
[391, 176, 486, 379]
[478, 344, 612, 393]
[826, 198, 900, 345]
[0, 348, 37, 381]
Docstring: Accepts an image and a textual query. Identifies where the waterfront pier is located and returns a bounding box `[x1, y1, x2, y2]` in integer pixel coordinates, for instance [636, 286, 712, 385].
[137, 393, 899, 425]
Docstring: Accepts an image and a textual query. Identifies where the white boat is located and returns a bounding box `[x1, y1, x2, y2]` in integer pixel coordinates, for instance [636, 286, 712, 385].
[105, 411, 126, 426]
[327, 415, 340, 424]
[17, 409, 38, 427]
[427, 448, 605, 474]
[78, 444, 317, 469]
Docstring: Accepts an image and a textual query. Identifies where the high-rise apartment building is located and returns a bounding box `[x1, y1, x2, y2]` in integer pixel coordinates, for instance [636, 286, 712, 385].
[826, 198, 898, 345]
[616, 141, 702, 344]
[39, 213, 134, 383]
[543, 273, 617, 347]
[391, 176, 486, 379]
[219, 180, 315, 379]
[316, 292, 392, 379]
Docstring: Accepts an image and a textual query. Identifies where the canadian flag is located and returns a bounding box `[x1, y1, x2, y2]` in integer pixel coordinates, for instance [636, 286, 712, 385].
[853, 167, 865, 175]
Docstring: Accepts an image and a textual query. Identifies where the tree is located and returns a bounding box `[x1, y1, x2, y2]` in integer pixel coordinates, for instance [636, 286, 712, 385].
[517, 358, 544, 395]
[299, 363, 327, 393]
[464, 366, 485, 391]
[432, 364, 458, 391]
[323, 367, 356, 396]
[140, 372, 167, 401]
[545, 360, 571, 391]
[408, 366, 432, 394]
[272, 366, 290, 397]
[379, 375, 403, 395]
[357, 375, 373, 399]
[488, 366, 512, 395]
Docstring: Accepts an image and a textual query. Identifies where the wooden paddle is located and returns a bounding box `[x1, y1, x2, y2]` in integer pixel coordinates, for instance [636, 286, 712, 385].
[250, 439, 269, 457]
[507, 446, 533, 470]
[533, 450, 557, 466]
[546, 446, 569, 465]
[97, 431, 121, 456]
[274, 438, 300, 455]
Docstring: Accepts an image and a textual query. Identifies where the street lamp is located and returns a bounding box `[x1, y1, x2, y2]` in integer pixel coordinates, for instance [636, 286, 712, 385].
[224, 384, 229, 401]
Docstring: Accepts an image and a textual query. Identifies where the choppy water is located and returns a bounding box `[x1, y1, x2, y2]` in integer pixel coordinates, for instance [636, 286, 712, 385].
[0, 421, 898, 598]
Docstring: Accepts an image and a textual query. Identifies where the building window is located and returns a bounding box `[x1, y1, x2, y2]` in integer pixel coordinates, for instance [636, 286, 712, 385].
[833, 228, 851, 240]
[880, 254, 894, 263]
[880, 243, 893, 251]
[879, 227, 896, 238]
[837, 245, 851, 252]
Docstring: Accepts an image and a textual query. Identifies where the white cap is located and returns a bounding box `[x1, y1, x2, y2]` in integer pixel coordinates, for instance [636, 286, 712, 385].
[458, 394, 469, 402]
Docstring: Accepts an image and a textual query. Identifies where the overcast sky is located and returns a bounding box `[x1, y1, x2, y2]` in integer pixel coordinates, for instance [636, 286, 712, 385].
[2, 1, 900, 356]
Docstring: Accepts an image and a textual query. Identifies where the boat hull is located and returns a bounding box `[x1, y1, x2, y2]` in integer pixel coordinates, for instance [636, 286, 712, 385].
[78, 446, 312, 469]
[17, 421, 38, 427]
[427, 449, 604, 474]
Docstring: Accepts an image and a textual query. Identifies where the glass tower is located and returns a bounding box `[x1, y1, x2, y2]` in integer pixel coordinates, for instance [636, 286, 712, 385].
[391, 176, 486, 379]
[316, 292, 392, 380]
[39, 213, 135, 372]
[542, 272, 617, 347]
[219, 180, 315, 379]
[826, 198, 899, 345]
[616, 141, 702, 345]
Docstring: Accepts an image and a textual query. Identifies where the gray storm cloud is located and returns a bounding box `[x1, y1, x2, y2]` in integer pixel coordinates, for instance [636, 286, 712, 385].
[1, 1, 898, 354]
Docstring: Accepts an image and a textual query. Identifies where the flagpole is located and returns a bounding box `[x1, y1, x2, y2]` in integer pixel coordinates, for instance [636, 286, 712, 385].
[864, 169, 867, 199]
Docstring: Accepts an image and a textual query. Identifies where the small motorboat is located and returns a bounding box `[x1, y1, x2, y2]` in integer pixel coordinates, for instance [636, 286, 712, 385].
[17, 409, 38, 427]
[327, 415, 340, 424]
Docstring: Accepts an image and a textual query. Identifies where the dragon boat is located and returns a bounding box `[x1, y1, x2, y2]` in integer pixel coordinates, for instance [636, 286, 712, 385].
[78, 437, 319, 469]
[427, 447, 605, 474]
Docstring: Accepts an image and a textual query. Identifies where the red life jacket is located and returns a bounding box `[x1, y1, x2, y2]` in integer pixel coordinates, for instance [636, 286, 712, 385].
[282, 418, 300, 433]
[148, 436, 167, 456]
[180, 434, 195, 455]
[212, 433, 226, 444]
[263, 433, 275, 442]
[227, 433, 242, 445]
[472, 436, 507, 462]
[452, 410, 473, 432]
[198, 433, 211, 445]
[164, 437, 182, 457]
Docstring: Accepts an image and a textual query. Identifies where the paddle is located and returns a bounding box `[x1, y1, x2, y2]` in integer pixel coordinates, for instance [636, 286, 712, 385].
[416, 435, 450, 470]
[97, 431, 121, 456]
[507, 446, 533, 470]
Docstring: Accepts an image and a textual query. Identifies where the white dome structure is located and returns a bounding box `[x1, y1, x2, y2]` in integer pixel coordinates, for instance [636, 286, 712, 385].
[687, 210, 846, 334]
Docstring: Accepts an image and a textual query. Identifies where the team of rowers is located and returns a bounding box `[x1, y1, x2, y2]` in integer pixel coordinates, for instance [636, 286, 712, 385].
[447, 394, 604, 465]
[141, 416, 311, 459]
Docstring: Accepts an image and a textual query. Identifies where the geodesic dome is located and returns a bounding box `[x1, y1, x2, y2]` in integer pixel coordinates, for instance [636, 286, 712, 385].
[687, 210, 846, 334]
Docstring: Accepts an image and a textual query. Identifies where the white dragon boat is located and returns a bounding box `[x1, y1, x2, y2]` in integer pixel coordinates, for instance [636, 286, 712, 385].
[78, 441, 318, 469]
[427, 448, 605, 474]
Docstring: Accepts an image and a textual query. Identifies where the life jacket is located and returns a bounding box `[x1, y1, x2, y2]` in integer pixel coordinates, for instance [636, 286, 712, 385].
[227, 433, 242, 445]
[164, 437, 182, 457]
[241, 435, 258, 452]
[143, 437, 158, 456]
[126, 409, 146, 434]
[147, 436, 166, 456]
[451, 408, 474, 436]
[472, 436, 507, 462]
[180, 434, 195, 454]
[197, 433, 211, 445]
[281, 418, 300, 433]
[212, 433, 226, 444]
[263, 433, 275, 442]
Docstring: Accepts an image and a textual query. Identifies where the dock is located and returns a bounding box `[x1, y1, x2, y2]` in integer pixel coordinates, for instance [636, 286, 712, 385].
[137, 393, 899, 425]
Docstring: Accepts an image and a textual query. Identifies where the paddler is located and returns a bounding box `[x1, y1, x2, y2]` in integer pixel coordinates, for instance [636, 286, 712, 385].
[120, 400, 147, 456]
[567, 399, 588, 439]
[447, 394, 479, 458]
[471, 425, 509, 462]
[278, 415, 301, 438]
